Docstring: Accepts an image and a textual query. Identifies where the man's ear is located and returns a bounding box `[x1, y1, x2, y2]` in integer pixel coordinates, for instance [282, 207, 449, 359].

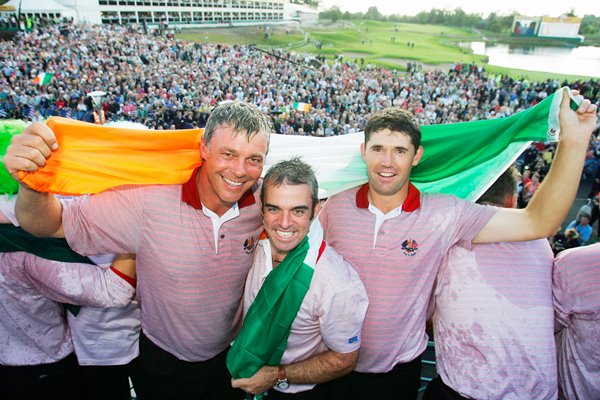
[200, 139, 209, 161]
[504, 194, 518, 209]
[412, 145, 424, 167]
[312, 201, 322, 219]
[360, 142, 366, 163]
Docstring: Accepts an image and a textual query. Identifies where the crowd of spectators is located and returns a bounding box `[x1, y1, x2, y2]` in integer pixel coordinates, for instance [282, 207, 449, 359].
[1, 21, 599, 135]
[1, 19, 599, 247]
[0, 15, 68, 32]
[516, 123, 600, 250]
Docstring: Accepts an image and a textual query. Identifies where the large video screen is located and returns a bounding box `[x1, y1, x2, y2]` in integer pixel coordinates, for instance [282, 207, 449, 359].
[512, 17, 539, 37]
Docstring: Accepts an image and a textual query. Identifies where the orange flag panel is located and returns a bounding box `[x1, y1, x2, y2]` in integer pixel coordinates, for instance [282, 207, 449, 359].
[18, 117, 203, 195]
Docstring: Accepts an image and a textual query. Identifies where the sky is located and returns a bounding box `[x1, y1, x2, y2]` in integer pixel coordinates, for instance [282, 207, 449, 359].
[319, 0, 600, 18]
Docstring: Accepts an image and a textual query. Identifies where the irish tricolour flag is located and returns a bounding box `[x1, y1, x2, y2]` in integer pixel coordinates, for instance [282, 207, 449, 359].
[293, 102, 311, 112]
[32, 73, 54, 86]
[7, 87, 581, 203]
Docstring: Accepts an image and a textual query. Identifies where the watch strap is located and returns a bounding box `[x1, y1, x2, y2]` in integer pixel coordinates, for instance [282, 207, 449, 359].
[278, 365, 286, 381]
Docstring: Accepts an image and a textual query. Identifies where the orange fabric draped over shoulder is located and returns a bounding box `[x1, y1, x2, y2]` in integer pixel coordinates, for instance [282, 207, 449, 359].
[18, 117, 203, 195]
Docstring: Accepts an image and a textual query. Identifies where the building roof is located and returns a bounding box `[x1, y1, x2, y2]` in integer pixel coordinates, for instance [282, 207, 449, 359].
[5, 0, 72, 13]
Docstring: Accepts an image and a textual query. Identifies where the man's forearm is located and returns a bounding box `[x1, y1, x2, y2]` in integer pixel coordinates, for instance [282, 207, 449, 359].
[27, 257, 136, 308]
[475, 93, 597, 244]
[525, 136, 588, 236]
[523, 92, 598, 238]
[231, 350, 359, 394]
[15, 185, 64, 238]
[475, 138, 588, 243]
[284, 349, 358, 385]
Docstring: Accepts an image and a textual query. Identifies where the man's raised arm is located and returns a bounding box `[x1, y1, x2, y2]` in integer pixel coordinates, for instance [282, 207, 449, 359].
[475, 90, 598, 244]
[4, 122, 64, 238]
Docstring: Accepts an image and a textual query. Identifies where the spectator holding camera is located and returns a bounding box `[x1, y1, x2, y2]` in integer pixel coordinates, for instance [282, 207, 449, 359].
[565, 214, 593, 245]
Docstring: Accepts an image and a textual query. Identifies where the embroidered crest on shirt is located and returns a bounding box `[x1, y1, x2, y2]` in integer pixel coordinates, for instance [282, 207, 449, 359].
[243, 236, 257, 254]
[401, 239, 419, 256]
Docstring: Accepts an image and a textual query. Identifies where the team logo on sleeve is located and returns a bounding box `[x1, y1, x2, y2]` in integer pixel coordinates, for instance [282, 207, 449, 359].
[401, 239, 419, 256]
[243, 237, 257, 254]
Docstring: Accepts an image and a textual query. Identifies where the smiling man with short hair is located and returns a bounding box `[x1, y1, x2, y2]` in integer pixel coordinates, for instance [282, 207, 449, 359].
[322, 93, 598, 400]
[4, 101, 273, 400]
[230, 158, 368, 400]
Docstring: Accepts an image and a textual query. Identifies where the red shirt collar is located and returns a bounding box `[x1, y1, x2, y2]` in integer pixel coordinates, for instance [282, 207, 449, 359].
[181, 167, 256, 210]
[355, 182, 421, 212]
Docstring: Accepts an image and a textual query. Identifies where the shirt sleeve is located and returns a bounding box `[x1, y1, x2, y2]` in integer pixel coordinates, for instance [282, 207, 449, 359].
[580, 226, 592, 242]
[552, 255, 576, 329]
[317, 258, 368, 354]
[452, 198, 498, 245]
[552, 245, 600, 326]
[62, 186, 145, 255]
[0, 194, 18, 226]
[24, 254, 136, 308]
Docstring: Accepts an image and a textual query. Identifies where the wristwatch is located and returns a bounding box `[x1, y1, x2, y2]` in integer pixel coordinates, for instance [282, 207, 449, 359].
[276, 365, 289, 390]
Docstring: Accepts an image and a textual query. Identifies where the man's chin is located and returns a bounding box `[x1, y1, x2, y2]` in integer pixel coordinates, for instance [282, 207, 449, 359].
[217, 187, 248, 204]
[370, 182, 403, 197]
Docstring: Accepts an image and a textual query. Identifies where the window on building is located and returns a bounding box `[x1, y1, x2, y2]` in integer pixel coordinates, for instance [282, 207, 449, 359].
[191, 11, 202, 21]
[101, 11, 120, 24]
[120, 11, 137, 23]
[154, 11, 167, 22]
[138, 11, 152, 22]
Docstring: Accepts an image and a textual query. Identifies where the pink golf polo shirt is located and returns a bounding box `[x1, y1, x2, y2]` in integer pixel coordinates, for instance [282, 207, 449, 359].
[320, 183, 496, 372]
[553, 243, 600, 400]
[434, 240, 556, 399]
[63, 168, 264, 361]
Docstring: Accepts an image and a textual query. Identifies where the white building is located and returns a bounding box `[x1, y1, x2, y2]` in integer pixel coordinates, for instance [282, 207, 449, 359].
[5, 0, 285, 26]
[3, 0, 76, 21]
[537, 16, 583, 40]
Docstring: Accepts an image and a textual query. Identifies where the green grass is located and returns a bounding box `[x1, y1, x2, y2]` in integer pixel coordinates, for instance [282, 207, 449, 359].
[482, 64, 591, 82]
[306, 20, 482, 65]
[176, 20, 596, 81]
[178, 26, 304, 46]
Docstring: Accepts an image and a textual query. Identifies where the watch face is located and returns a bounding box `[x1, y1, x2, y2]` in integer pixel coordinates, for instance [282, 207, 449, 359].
[276, 380, 290, 390]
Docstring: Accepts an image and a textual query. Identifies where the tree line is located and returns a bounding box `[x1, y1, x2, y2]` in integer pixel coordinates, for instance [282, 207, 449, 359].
[319, 6, 600, 35]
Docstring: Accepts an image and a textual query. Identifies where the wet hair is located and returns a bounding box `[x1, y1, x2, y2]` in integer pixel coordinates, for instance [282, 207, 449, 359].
[203, 101, 272, 147]
[364, 107, 422, 149]
[477, 166, 518, 207]
[261, 157, 319, 217]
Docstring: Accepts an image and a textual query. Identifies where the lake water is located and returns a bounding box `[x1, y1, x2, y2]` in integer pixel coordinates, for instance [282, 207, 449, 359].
[467, 42, 600, 78]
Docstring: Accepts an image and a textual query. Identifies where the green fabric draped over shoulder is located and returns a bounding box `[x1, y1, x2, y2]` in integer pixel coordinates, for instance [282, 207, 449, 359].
[0, 224, 93, 264]
[227, 236, 313, 387]
[0, 224, 95, 317]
